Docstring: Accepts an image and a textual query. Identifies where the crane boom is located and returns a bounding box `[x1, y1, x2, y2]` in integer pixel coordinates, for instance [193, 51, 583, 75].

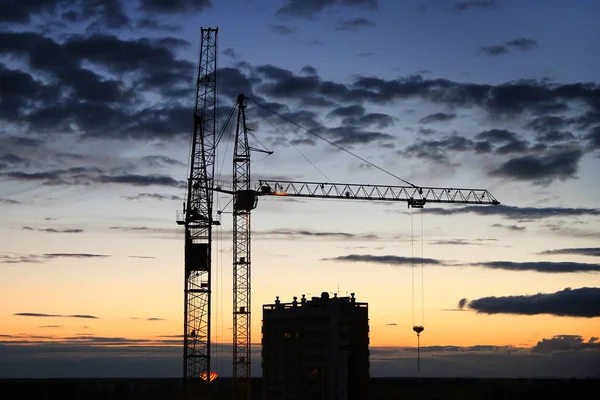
[256, 180, 499, 207]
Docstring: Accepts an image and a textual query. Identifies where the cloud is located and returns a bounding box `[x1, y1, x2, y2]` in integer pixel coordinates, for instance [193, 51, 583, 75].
[0, 198, 20, 204]
[259, 229, 379, 240]
[44, 253, 109, 259]
[138, 0, 212, 13]
[491, 223, 526, 231]
[336, 18, 375, 32]
[454, 1, 498, 11]
[323, 253, 600, 274]
[0, 31, 195, 138]
[429, 239, 497, 245]
[386, 323, 398, 326]
[1, 334, 599, 378]
[478, 38, 537, 56]
[464, 287, 600, 317]
[532, 335, 600, 353]
[470, 261, 600, 273]
[22, 227, 83, 234]
[506, 38, 539, 51]
[277, 0, 378, 18]
[222, 47, 237, 58]
[128, 255, 156, 259]
[402, 135, 476, 163]
[38, 325, 62, 328]
[419, 112, 456, 124]
[14, 313, 99, 319]
[131, 317, 166, 321]
[268, 24, 296, 35]
[424, 204, 600, 221]
[123, 193, 183, 201]
[323, 254, 445, 265]
[539, 248, 600, 257]
[479, 45, 509, 56]
[1, 253, 110, 264]
[490, 147, 583, 184]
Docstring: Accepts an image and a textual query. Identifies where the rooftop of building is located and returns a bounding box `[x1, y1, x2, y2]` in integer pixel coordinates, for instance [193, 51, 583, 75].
[263, 291, 368, 311]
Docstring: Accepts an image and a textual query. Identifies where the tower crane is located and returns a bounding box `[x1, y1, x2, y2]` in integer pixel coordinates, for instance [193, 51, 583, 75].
[176, 27, 218, 394]
[220, 94, 500, 399]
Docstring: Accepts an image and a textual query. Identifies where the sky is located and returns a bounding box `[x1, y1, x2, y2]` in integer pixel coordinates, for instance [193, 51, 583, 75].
[0, 0, 599, 379]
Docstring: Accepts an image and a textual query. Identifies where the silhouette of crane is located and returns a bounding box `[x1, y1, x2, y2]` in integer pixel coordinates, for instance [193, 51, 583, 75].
[176, 27, 500, 400]
[217, 94, 500, 399]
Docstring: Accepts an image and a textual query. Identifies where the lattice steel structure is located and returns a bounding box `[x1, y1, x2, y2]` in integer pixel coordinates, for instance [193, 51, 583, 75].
[177, 27, 218, 385]
[256, 180, 499, 208]
[232, 94, 256, 400]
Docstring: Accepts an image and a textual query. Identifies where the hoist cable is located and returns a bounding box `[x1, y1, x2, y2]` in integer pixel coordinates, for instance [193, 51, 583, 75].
[411, 209, 415, 327]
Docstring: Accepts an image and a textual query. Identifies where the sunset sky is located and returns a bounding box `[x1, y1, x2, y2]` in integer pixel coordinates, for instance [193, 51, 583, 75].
[1, 0, 599, 378]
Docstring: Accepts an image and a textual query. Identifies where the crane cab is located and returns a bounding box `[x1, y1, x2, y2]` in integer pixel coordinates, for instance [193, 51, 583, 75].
[235, 190, 258, 212]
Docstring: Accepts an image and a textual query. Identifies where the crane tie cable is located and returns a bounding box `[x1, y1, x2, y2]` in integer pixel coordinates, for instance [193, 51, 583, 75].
[248, 97, 418, 188]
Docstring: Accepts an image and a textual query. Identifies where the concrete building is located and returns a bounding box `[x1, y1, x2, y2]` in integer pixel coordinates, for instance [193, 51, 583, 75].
[261, 292, 369, 400]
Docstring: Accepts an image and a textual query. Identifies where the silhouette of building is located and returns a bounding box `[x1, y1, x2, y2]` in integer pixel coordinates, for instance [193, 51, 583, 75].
[261, 292, 369, 400]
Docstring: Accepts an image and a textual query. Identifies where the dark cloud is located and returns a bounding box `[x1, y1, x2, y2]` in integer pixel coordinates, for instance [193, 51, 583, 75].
[454, 1, 498, 11]
[44, 253, 109, 259]
[222, 48, 237, 58]
[336, 18, 375, 32]
[403, 135, 474, 163]
[0, 0, 56, 23]
[1, 335, 598, 378]
[0, 0, 130, 29]
[464, 287, 600, 318]
[429, 239, 497, 245]
[323, 254, 444, 265]
[475, 129, 531, 155]
[300, 66, 318, 75]
[479, 45, 509, 56]
[0, 31, 195, 139]
[99, 174, 183, 187]
[328, 105, 365, 118]
[506, 38, 539, 51]
[14, 313, 99, 319]
[490, 147, 583, 184]
[419, 112, 456, 124]
[425, 204, 600, 220]
[0, 199, 20, 205]
[479, 38, 538, 56]
[140, 155, 185, 167]
[131, 317, 166, 321]
[470, 261, 600, 273]
[128, 255, 156, 259]
[532, 335, 600, 353]
[342, 113, 395, 129]
[386, 323, 398, 326]
[268, 24, 296, 35]
[38, 325, 62, 328]
[260, 230, 379, 240]
[539, 248, 600, 257]
[587, 126, 600, 149]
[22, 227, 84, 234]
[458, 298, 468, 308]
[138, 0, 212, 13]
[277, 0, 378, 18]
[123, 193, 183, 201]
[491, 223, 526, 231]
[0, 168, 184, 188]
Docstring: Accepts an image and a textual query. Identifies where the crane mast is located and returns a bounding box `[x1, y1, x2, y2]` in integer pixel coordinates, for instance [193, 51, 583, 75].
[177, 27, 218, 387]
[232, 94, 256, 400]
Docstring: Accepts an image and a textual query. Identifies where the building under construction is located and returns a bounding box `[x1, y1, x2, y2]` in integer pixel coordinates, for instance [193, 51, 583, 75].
[261, 292, 370, 400]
